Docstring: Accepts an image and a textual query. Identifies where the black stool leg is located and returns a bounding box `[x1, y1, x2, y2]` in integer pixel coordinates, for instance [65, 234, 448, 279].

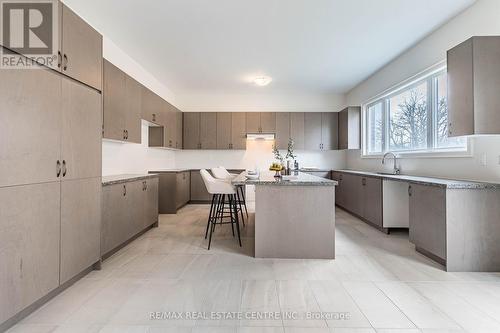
[236, 188, 245, 227]
[239, 186, 249, 219]
[205, 194, 216, 239]
[231, 194, 242, 247]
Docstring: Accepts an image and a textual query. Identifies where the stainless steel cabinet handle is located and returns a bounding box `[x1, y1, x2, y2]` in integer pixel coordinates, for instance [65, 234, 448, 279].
[123, 184, 126, 196]
[63, 54, 68, 71]
[56, 160, 61, 177]
[408, 185, 412, 196]
[62, 160, 67, 177]
[57, 51, 62, 68]
[152, 113, 156, 122]
[126, 130, 128, 139]
[361, 177, 366, 186]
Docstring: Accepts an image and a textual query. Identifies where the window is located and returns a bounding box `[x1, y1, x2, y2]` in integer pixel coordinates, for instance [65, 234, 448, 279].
[364, 70, 467, 156]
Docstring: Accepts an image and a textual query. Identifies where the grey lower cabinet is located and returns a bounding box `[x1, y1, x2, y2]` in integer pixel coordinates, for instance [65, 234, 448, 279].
[60, 177, 101, 284]
[447, 36, 500, 136]
[333, 172, 384, 231]
[409, 183, 446, 264]
[101, 177, 159, 257]
[0, 182, 61, 326]
[190, 170, 212, 202]
[150, 171, 191, 213]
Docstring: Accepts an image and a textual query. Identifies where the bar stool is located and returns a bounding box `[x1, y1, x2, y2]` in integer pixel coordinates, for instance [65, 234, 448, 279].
[211, 167, 249, 224]
[200, 169, 242, 250]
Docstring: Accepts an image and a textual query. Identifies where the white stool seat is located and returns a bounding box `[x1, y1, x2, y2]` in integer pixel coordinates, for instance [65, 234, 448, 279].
[200, 169, 235, 195]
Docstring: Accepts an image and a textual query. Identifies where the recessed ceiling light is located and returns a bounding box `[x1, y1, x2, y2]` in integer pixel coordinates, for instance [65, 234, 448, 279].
[253, 76, 272, 86]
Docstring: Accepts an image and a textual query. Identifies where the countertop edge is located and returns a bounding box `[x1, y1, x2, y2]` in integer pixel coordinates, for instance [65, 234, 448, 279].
[102, 174, 159, 186]
[332, 169, 500, 189]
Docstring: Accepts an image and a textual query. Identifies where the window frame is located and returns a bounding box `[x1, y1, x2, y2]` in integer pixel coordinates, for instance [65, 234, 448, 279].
[361, 66, 471, 158]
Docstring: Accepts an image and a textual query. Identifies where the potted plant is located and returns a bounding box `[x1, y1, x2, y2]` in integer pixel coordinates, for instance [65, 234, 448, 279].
[271, 144, 284, 177]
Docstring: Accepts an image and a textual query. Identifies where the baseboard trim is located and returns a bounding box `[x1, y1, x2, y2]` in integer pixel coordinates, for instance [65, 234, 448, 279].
[415, 246, 447, 268]
[101, 223, 156, 261]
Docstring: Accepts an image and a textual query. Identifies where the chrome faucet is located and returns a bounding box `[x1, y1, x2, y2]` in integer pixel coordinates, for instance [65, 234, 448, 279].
[382, 152, 400, 175]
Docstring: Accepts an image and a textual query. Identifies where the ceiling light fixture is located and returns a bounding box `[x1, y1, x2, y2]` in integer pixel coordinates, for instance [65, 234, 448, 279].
[253, 76, 272, 86]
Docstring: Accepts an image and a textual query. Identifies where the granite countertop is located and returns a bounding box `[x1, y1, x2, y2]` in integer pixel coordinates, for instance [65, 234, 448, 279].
[232, 171, 337, 186]
[148, 169, 191, 173]
[333, 169, 500, 189]
[102, 174, 159, 186]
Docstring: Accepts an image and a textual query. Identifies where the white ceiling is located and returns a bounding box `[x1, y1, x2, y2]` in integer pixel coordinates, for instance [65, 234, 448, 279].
[65, 0, 474, 96]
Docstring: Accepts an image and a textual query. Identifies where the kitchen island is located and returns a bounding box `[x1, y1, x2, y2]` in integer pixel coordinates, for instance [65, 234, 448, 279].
[233, 172, 337, 259]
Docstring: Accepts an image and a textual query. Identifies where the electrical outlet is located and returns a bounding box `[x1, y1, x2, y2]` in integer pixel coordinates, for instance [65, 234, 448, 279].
[498, 155, 500, 165]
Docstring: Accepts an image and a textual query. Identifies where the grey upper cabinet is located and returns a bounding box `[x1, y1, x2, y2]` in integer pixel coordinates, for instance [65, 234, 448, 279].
[141, 87, 162, 124]
[246, 113, 261, 133]
[0, 182, 61, 324]
[304, 112, 322, 150]
[176, 110, 183, 149]
[103, 60, 141, 143]
[261, 112, 276, 133]
[231, 112, 247, 149]
[60, 177, 101, 284]
[183, 112, 200, 149]
[338, 107, 360, 150]
[200, 112, 217, 149]
[61, 78, 102, 180]
[409, 183, 447, 262]
[163, 102, 177, 148]
[246, 112, 276, 133]
[103, 60, 126, 141]
[124, 76, 142, 144]
[447, 36, 500, 136]
[60, 3, 102, 91]
[290, 112, 305, 150]
[321, 112, 338, 150]
[0, 67, 61, 188]
[275, 112, 290, 149]
[217, 112, 232, 149]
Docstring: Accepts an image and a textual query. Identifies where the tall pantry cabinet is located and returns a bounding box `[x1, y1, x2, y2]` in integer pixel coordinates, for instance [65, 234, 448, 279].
[0, 2, 102, 329]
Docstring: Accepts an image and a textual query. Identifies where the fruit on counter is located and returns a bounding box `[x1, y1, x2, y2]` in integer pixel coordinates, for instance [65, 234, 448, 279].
[269, 162, 283, 171]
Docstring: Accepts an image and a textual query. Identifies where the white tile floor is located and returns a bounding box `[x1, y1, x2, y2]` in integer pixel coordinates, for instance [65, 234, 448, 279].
[8, 204, 500, 333]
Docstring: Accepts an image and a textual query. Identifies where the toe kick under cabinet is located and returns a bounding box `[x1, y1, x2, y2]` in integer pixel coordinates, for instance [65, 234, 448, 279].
[101, 176, 159, 258]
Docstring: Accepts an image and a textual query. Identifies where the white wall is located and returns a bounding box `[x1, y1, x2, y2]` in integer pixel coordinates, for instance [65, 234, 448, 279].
[102, 122, 176, 176]
[345, 0, 500, 183]
[176, 140, 347, 171]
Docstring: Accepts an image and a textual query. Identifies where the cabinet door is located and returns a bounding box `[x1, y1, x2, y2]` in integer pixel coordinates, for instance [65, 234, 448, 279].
[176, 111, 183, 149]
[409, 184, 446, 261]
[200, 112, 217, 149]
[101, 183, 128, 255]
[157, 173, 177, 214]
[362, 177, 383, 227]
[0, 68, 61, 188]
[183, 172, 191, 204]
[246, 113, 260, 133]
[290, 112, 305, 150]
[304, 112, 322, 150]
[338, 109, 348, 150]
[125, 76, 142, 144]
[141, 87, 162, 124]
[217, 112, 232, 149]
[175, 173, 184, 208]
[342, 173, 362, 215]
[190, 170, 211, 202]
[231, 112, 247, 149]
[127, 180, 145, 235]
[61, 78, 102, 180]
[183, 112, 200, 149]
[275, 112, 290, 149]
[60, 177, 101, 284]
[260, 112, 276, 133]
[321, 112, 339, 150]
[163, 102, 176, 148]
[447, 38, 474, 137]
[103, 60, 126, 141]
[0, 182, 60, 323]
[144, 178, 159, 228]
[331, 172, 345, 207]
[61, 4, 102, 91]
